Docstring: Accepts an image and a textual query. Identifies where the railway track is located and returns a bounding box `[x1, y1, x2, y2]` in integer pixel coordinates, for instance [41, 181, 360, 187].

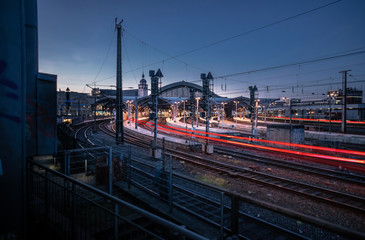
[213, 146, 365, 185]
[117, 121, 365, 215]
[83, 120, 365, 238]
[96, 122, 314, 239]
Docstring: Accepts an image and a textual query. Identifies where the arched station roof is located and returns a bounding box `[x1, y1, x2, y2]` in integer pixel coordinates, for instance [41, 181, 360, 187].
[95, 81, 275, 111]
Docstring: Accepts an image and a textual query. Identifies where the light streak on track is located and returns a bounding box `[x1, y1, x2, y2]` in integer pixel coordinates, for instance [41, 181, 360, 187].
[269, 116, 365, 124]
[135, 119, 365, 157]
[133, 119, 365, 165]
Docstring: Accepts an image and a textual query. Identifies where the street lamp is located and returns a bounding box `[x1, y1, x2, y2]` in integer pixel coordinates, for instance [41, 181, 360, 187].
[126, 100, 132, 125]
[255, 99, 260, 131]
[327, 91, 338, 134]
[195, 97, 200, 128]
[233, 101, 239, 129]
[221, 102, 227, 129]
[173, 102, 179, 123]
[182, 100, 187, 125]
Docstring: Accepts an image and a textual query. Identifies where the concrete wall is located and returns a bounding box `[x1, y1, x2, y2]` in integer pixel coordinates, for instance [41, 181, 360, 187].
[266, 124, 305, 144]
[0, 0, 28, 237]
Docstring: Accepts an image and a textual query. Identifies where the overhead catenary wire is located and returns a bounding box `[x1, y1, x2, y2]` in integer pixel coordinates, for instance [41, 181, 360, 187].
[102, 1, 343, 83]
[214, 79, 365, 97]
[91, 32, 115, 85]
[123, 39, 138, 85]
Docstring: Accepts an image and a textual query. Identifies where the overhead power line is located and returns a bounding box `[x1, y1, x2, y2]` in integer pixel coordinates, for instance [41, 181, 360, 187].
[172, 0, 343, 60]
[120, 0, 342, 78]
[92, 33, 115, 85]
[215, 50, 365, 79]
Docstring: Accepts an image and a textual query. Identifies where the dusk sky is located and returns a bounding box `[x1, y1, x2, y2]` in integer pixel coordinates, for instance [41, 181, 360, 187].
[38, 0, 365, 100]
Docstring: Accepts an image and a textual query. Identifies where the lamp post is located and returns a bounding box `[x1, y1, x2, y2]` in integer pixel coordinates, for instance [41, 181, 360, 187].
[173, 102, 178, 123]
[221, 102, 227, 129]
[327, 91, 338, 134]
[195, 97, 200, 128]
[255, 99, 259, 131]
[182, 100, 187, 126]
[234, 101, 239, 129]
[126, 100, 132, 125]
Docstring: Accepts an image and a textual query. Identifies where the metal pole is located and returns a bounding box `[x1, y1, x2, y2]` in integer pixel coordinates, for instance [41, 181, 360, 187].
[206, 99, 210, 152]
[116, 19, 124, 143]
[255, 100, 258, 130]
[217, 105, 220, 127]
[235, 102, 238, 128]
[93, 95, 96, 131]
[220, 192, 224, 240]
[154, 92, 158, 142]
[196, 98, 200, 128]
[183, 100, 186, 125]
[135, 97, 138, 129]
[114, 203, 119, 240]
[169, 154, 173, 213]
[109, 147, 113, 195]
[222, 104, 225, 129]
[340, 70, 350, 133]
[289, 98, 292, 144]
[289, 98, 292, 126]
[329, 98, 332, 134]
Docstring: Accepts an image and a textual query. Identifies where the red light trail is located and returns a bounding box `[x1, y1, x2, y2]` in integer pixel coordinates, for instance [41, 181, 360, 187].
[135, 119, 365, 157]
[132, 119, 365, 166]
[269, 116, 365, 124]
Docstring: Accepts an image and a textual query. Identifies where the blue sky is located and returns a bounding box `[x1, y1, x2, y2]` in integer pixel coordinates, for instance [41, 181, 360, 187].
[38, 0, 365, 100]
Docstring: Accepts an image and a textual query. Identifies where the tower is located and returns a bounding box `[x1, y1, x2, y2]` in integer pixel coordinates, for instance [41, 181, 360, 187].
[138, 73, 148, 97]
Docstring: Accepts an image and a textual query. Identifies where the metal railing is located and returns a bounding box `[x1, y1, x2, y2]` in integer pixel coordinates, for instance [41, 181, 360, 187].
[50, 144, 364, 239]
[123, 153, 363, 240]
[27, 160, 208, 240]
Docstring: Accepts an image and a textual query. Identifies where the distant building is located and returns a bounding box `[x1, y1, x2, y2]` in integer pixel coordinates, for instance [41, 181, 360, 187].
[266, 88, 365, 121]
[334, 87, 362, 104]
[57, 90, 94, 117]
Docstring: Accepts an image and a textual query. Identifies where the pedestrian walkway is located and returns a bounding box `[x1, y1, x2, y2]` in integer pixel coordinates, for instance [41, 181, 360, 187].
[124, 119, 191, 145]
[125, 117, 365, 145]
[166, 117, 245, 134]
[232, 116, 365, 145]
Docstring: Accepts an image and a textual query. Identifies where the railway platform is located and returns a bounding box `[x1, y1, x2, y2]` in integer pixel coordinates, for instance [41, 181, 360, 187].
[124, 120, 191, 145]
[232, 117, 365, 145]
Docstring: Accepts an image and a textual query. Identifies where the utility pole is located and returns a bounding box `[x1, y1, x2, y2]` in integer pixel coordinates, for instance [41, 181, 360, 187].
[340, 70, 350, 133]
[189, 89, 196, 128]
[115, 18, 124, 143]
[234, 101, 239, 129]
[65, 87, 70, 118]
[135, 96, 138, 129]
[249, 85, 258, 136]
[150, 69, 163, 143]
[195, 97, 200, 128]
[201, 72, 213, 153]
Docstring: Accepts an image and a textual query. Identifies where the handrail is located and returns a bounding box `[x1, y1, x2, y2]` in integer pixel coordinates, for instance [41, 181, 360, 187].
[28, 160, 208, 240]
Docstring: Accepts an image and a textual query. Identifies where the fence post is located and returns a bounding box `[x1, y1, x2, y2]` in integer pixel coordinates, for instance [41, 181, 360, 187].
[220, 192, 225, 239]
[72, 182, 76, 240]
[169, 154, 173, 213]
[162, 137, 165, 159]
[64, 151, 68, 175]
[45, 170, 49, 222]
[128, 145, 132, 190]
[67, 151, 71, 176]
[231, 195, 239, 235]
[114, 203, 119, 240]
[109, 146, 113, 195]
